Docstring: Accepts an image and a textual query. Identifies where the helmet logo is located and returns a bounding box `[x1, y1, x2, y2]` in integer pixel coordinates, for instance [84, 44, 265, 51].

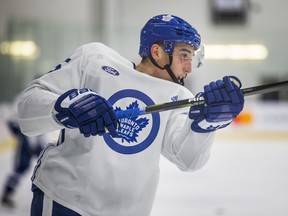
[162, 14, 174, 22]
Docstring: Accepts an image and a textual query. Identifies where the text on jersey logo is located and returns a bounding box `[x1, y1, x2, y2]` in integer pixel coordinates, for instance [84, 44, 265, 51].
[115, 101, 149, 143]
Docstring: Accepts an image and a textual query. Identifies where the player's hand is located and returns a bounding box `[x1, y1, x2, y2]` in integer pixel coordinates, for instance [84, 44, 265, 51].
[189, 76, 244, 133]
[53, 88, 118, 137]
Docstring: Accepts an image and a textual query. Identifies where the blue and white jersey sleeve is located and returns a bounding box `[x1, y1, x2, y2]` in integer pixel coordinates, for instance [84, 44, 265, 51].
[17, 45, 85, 136]
[161, 88, 215, 171]
[18, 43, 134, 137]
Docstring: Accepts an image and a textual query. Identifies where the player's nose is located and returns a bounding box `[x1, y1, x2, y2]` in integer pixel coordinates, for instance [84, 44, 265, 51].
[184, 62, 192, 73]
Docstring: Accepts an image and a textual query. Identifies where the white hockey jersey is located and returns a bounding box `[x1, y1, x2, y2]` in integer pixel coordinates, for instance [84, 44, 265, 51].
[18, 42, 215, 216]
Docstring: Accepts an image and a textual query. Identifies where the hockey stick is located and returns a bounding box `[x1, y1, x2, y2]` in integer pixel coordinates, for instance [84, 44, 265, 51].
[115, 80, 288, 119]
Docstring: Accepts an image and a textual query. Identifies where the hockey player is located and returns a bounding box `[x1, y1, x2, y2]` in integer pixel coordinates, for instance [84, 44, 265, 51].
[17, 14, 244, 216]
[0, 96, 44, 208]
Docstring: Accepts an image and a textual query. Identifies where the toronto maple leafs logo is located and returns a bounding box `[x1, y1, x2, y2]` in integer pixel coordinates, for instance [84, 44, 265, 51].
[115, 101, 149, 143]
[104, 89, 160, 154]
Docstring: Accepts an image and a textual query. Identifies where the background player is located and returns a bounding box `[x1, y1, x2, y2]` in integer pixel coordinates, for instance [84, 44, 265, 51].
[17, 14, 244, 215]
[0, 96, 45, 208]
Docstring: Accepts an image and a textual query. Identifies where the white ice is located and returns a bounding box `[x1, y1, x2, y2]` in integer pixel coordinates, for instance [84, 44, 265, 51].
[1, 122, 288, 216]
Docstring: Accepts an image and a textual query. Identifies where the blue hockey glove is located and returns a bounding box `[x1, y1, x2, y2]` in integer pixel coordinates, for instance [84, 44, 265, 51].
[53, 88, 118, 137]
[189, 76, 244, 133]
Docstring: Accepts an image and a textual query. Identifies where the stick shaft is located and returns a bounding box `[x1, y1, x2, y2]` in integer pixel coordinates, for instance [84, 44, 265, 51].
[115, 80, 288, 119]
[241, 80, 288, 96]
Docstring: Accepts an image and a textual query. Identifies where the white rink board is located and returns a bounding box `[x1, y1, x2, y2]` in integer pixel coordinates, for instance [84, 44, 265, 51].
[228, 101, 288, 132]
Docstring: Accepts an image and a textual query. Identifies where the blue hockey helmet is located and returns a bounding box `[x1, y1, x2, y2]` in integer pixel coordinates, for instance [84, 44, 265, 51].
[139, 14, 201, 57]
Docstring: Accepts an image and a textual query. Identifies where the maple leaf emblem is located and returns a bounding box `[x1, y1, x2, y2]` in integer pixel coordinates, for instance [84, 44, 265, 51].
[162, 14, 173, 22]
[115, 100, 149, 143]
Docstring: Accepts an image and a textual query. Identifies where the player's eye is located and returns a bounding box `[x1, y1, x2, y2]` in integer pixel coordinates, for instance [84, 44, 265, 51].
[179, 53, 192, 62]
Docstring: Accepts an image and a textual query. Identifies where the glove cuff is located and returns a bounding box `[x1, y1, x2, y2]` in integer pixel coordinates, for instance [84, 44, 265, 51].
[191, 118, 233, 133]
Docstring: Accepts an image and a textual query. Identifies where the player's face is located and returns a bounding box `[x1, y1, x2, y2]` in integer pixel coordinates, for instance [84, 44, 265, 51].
[148, 43, 196, 83]
[170, 43, 195, 83]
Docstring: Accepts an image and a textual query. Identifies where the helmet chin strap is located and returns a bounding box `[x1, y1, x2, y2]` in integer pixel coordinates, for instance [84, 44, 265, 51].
[148, 55, 184, 86]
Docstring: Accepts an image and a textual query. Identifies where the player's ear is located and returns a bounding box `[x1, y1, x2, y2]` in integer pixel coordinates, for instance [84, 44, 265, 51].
[150, 44, 162, 60]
